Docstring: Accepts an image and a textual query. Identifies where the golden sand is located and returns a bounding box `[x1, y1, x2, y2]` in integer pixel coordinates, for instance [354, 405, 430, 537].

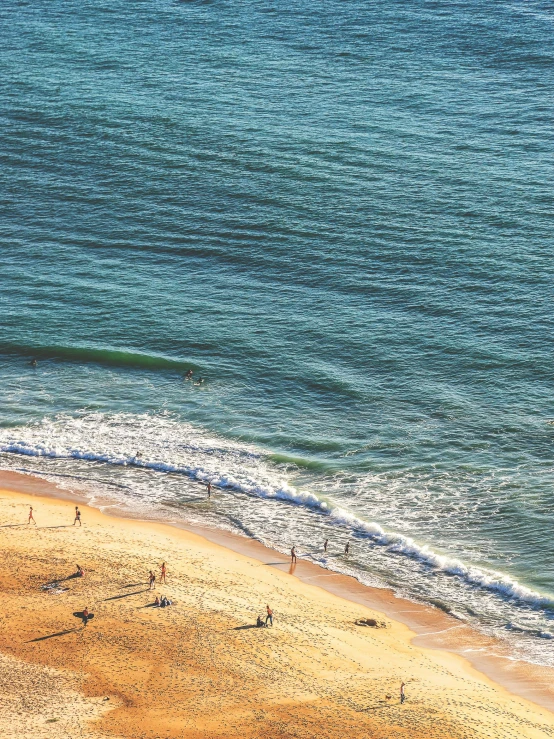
[1, 479, 554, 738]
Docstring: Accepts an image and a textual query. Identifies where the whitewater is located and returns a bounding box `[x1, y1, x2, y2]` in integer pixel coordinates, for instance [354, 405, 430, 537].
[1, 411, 554, 664]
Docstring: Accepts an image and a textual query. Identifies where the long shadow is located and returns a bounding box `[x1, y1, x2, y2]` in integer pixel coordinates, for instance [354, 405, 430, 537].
[103, 589, 149, 602]
[41, 525, 74, 529]
[0, 523, 27, 528]
[138, 601, 158, 609]
[121, 583, 144, 589]
[263, 562, 288, 566]
[361, 701, 397, 713]
[232, 624, 261, 631]
[27, 628, 79, 643]
[42, 572, 81, 588]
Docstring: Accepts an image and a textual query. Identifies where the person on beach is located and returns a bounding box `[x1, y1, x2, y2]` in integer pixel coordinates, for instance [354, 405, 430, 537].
[324, 539, 329, 552]
[265, 605, 273, 627]
[76, 564, 84, 577]
[400, 681, 406, 704]
[74, 506, 81, 526]
[290, 546, 297, 564]
[206, 482, 212, 499]
[160, 562, 167, 584]
[154, 596, 160, 607]
[149, 570, 156, 589]
[28, 506, 36, 525]
[82, 607, 90, 627]
[344, 541, 350, 555]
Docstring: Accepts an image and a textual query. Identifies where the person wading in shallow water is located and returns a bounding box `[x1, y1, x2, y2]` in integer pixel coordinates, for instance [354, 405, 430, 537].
[344, 541, 350, 555]
[206, 482, 212, 499]
[290, 546, 297, 564]
[324, 539, 329, 552]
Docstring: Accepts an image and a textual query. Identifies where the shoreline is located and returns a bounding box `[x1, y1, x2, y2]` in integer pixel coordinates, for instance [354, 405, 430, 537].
[2, 468, 554, 717]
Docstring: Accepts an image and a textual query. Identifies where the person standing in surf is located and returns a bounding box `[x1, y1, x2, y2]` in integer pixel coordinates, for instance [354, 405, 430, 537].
[206, 482, 212, 499]
[344, 541, 350, 556]
[324, 539, 329, 553]
[290, 546, 297, 564]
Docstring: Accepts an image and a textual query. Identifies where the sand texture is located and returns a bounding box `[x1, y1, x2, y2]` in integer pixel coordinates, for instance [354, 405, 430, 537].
[0, 485, 553, 739]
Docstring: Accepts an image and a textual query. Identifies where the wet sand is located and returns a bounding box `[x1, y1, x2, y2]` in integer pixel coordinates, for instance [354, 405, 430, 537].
[1, 470, 554, 738]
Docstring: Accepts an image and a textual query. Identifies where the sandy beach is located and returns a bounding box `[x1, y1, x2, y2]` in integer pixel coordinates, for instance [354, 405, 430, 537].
[1, 472, 554, 739]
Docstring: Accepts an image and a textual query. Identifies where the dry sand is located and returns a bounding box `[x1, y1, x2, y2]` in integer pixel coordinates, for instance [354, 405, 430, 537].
[1, 477, 554, 738]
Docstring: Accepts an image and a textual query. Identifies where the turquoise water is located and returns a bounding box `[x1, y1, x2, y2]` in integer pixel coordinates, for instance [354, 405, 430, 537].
[1, 0, 554, 663]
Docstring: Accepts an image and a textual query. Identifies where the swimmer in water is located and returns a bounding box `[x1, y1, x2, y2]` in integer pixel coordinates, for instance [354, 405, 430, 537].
[185, 369, 193, 380]
[30, 358, 37, 367]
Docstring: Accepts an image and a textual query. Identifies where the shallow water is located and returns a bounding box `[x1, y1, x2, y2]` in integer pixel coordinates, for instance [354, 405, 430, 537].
[1, 0, 553, 665]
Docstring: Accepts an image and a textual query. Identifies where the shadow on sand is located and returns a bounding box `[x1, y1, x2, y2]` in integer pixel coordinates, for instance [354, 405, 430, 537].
[103, 589, 149, 602]
[27, 628, 80, 643]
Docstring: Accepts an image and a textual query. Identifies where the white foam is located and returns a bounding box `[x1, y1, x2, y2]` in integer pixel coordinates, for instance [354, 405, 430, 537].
[1, 412, 552, 612]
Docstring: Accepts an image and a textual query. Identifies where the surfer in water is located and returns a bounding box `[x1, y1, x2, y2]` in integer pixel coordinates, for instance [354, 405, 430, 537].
[30, 358, 37, 367]
[185, 369, 193, 380]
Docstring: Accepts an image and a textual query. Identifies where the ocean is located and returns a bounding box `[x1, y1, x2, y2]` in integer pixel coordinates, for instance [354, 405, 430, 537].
[1, 0, 553, 665]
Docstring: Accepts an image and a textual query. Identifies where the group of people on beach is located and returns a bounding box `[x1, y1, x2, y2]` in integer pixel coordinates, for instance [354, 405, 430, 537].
[27, 499, 409, 708]
[27, 505, 82, 527]
[290, 539, 350, 563]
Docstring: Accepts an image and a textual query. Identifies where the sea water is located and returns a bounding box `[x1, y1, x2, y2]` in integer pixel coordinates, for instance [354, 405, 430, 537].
[1, 0, 553, 666]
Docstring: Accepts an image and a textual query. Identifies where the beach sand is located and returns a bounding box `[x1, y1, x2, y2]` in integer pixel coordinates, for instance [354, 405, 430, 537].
[1, 475, 554, 738]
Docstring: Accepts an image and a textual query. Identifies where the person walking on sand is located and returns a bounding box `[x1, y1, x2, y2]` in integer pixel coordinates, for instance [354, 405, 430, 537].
[82, 607, 90, 628]
[149, 570, 156, 589]
[345, 541, 350, 555]
[324, 539, 329, 553]
[400, 681, 406, 704]
[160, 562, 167, 584]
[73, 506, 81, 526]
[28, 506, 36, 525]
[265, 604, 273, 627]
[290, 546, 297, 564]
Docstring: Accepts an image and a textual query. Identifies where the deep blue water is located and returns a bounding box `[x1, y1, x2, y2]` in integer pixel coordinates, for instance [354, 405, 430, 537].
[1, 0, 554, 664]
